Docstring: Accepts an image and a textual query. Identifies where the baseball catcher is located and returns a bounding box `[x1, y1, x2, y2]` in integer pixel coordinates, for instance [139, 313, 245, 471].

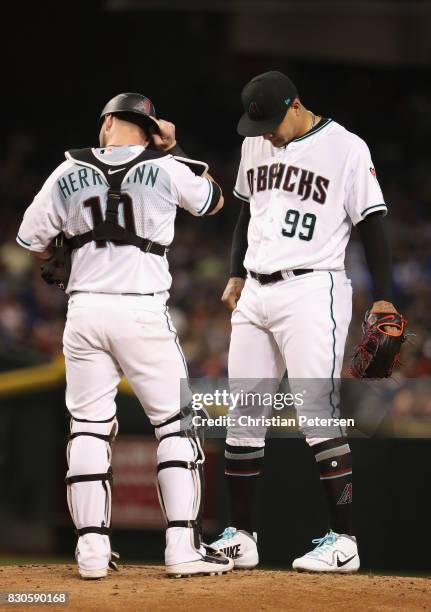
[17, 92, 232, 579]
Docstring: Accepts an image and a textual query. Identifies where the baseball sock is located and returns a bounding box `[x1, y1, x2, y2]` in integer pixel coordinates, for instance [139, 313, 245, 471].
[311, 438, 353, 535]
[224, 444, 264, 536]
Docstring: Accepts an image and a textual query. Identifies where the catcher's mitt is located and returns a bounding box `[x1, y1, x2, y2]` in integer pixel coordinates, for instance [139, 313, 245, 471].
[40, 233, 72, 291]
[350, 309, 407, 378]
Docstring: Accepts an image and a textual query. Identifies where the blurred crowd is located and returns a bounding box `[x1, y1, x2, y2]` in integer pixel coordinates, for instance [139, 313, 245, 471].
[1, 63, 431, 394]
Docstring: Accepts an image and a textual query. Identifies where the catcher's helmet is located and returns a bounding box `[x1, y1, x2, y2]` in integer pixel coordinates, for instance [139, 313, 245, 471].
[100, 92, 160, 133]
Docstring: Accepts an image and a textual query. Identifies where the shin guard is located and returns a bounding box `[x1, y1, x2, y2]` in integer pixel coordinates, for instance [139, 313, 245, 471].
[155, 408, 205, 565]
[65, 416, 119, 570]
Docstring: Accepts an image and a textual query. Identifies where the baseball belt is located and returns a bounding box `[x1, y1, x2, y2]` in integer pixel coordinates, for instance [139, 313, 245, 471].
[249, 269, 314, 285]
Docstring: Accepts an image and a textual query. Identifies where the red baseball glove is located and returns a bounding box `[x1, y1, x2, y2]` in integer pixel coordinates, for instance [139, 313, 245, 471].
[350, 308, 407, 378]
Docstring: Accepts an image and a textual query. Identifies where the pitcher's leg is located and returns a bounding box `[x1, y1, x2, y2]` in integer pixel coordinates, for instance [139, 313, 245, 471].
[271, 272, 358, 572]
[277, 273, 354, 535]
[211, 308, 284, 567]
[272, 272, 352, 440]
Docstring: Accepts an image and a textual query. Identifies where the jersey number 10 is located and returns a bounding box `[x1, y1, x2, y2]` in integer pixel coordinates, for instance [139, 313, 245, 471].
[83, 195, 137, 248]
[282, 209, 316, 241]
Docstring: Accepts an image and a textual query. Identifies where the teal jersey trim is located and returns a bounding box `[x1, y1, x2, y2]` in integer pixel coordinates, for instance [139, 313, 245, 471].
[328, 272, 338, 421]
[233, 188, 250, 203]
[361, 203, 387, 217]
[292, 118, 332, 143]
[17, 234, 31, 247]
[198, 179, 213, 215]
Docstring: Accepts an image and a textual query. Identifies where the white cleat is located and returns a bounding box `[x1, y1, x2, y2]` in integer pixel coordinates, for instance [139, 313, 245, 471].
[79, 566, 108, 580]
[166, 548, 234, 577]
[210, 527, 259, 569]
[292, 530, 360, 573]
[78, 550, 119, 580]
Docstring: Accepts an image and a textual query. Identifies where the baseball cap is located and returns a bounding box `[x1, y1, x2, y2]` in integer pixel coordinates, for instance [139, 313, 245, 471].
[237, 71, 298, 137]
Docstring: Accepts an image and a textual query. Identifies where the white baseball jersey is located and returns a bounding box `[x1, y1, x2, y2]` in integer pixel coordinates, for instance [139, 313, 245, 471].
[17, 145, 216, 294]
[234, 118, 387, 274]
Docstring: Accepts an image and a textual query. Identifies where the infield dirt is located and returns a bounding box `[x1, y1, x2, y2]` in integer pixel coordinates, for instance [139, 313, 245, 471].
[0, 565, 429, 611]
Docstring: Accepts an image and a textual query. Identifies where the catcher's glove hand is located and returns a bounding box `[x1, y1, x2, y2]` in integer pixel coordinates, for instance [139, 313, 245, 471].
[350, 306, 407, 378]
[40, 233, 72, 291]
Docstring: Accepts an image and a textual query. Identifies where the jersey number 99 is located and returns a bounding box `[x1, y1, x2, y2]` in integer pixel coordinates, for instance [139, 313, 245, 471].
[282, 209, 316, 241]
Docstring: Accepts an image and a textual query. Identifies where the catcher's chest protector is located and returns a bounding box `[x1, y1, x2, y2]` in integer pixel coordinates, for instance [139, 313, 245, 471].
[65, 147, 170, 255]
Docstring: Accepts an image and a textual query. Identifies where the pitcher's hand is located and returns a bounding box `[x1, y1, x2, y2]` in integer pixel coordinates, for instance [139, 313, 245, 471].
[371, 300, 399, 334]
[221, 277, 245, 311]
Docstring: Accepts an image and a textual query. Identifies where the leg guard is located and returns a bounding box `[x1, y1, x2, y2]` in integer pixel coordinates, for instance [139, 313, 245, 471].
[154, 406, 205, 566]
[65, 415, 119, 572]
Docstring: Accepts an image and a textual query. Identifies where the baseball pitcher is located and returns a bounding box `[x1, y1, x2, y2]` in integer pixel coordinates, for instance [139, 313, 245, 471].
[210, 72, 405, 572]
[16, 93, 233, 578]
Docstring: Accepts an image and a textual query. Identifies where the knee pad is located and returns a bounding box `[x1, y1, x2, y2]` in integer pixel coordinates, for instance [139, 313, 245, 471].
[154, 406, 205, 551]
[65, 416, 118, 540]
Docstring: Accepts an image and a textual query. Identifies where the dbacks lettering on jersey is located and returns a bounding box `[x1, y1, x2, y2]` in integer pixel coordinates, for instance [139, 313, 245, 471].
[234, 122, 388, 273]
[247, 164, 330, 204]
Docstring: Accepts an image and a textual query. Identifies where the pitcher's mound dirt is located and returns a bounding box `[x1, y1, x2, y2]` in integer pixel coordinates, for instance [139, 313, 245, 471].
[0, 565, 429, 611]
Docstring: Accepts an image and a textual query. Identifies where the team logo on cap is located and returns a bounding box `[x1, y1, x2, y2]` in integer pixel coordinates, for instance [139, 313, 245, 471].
[249, 101, 260, 117]
[370, 167, 377, 177]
